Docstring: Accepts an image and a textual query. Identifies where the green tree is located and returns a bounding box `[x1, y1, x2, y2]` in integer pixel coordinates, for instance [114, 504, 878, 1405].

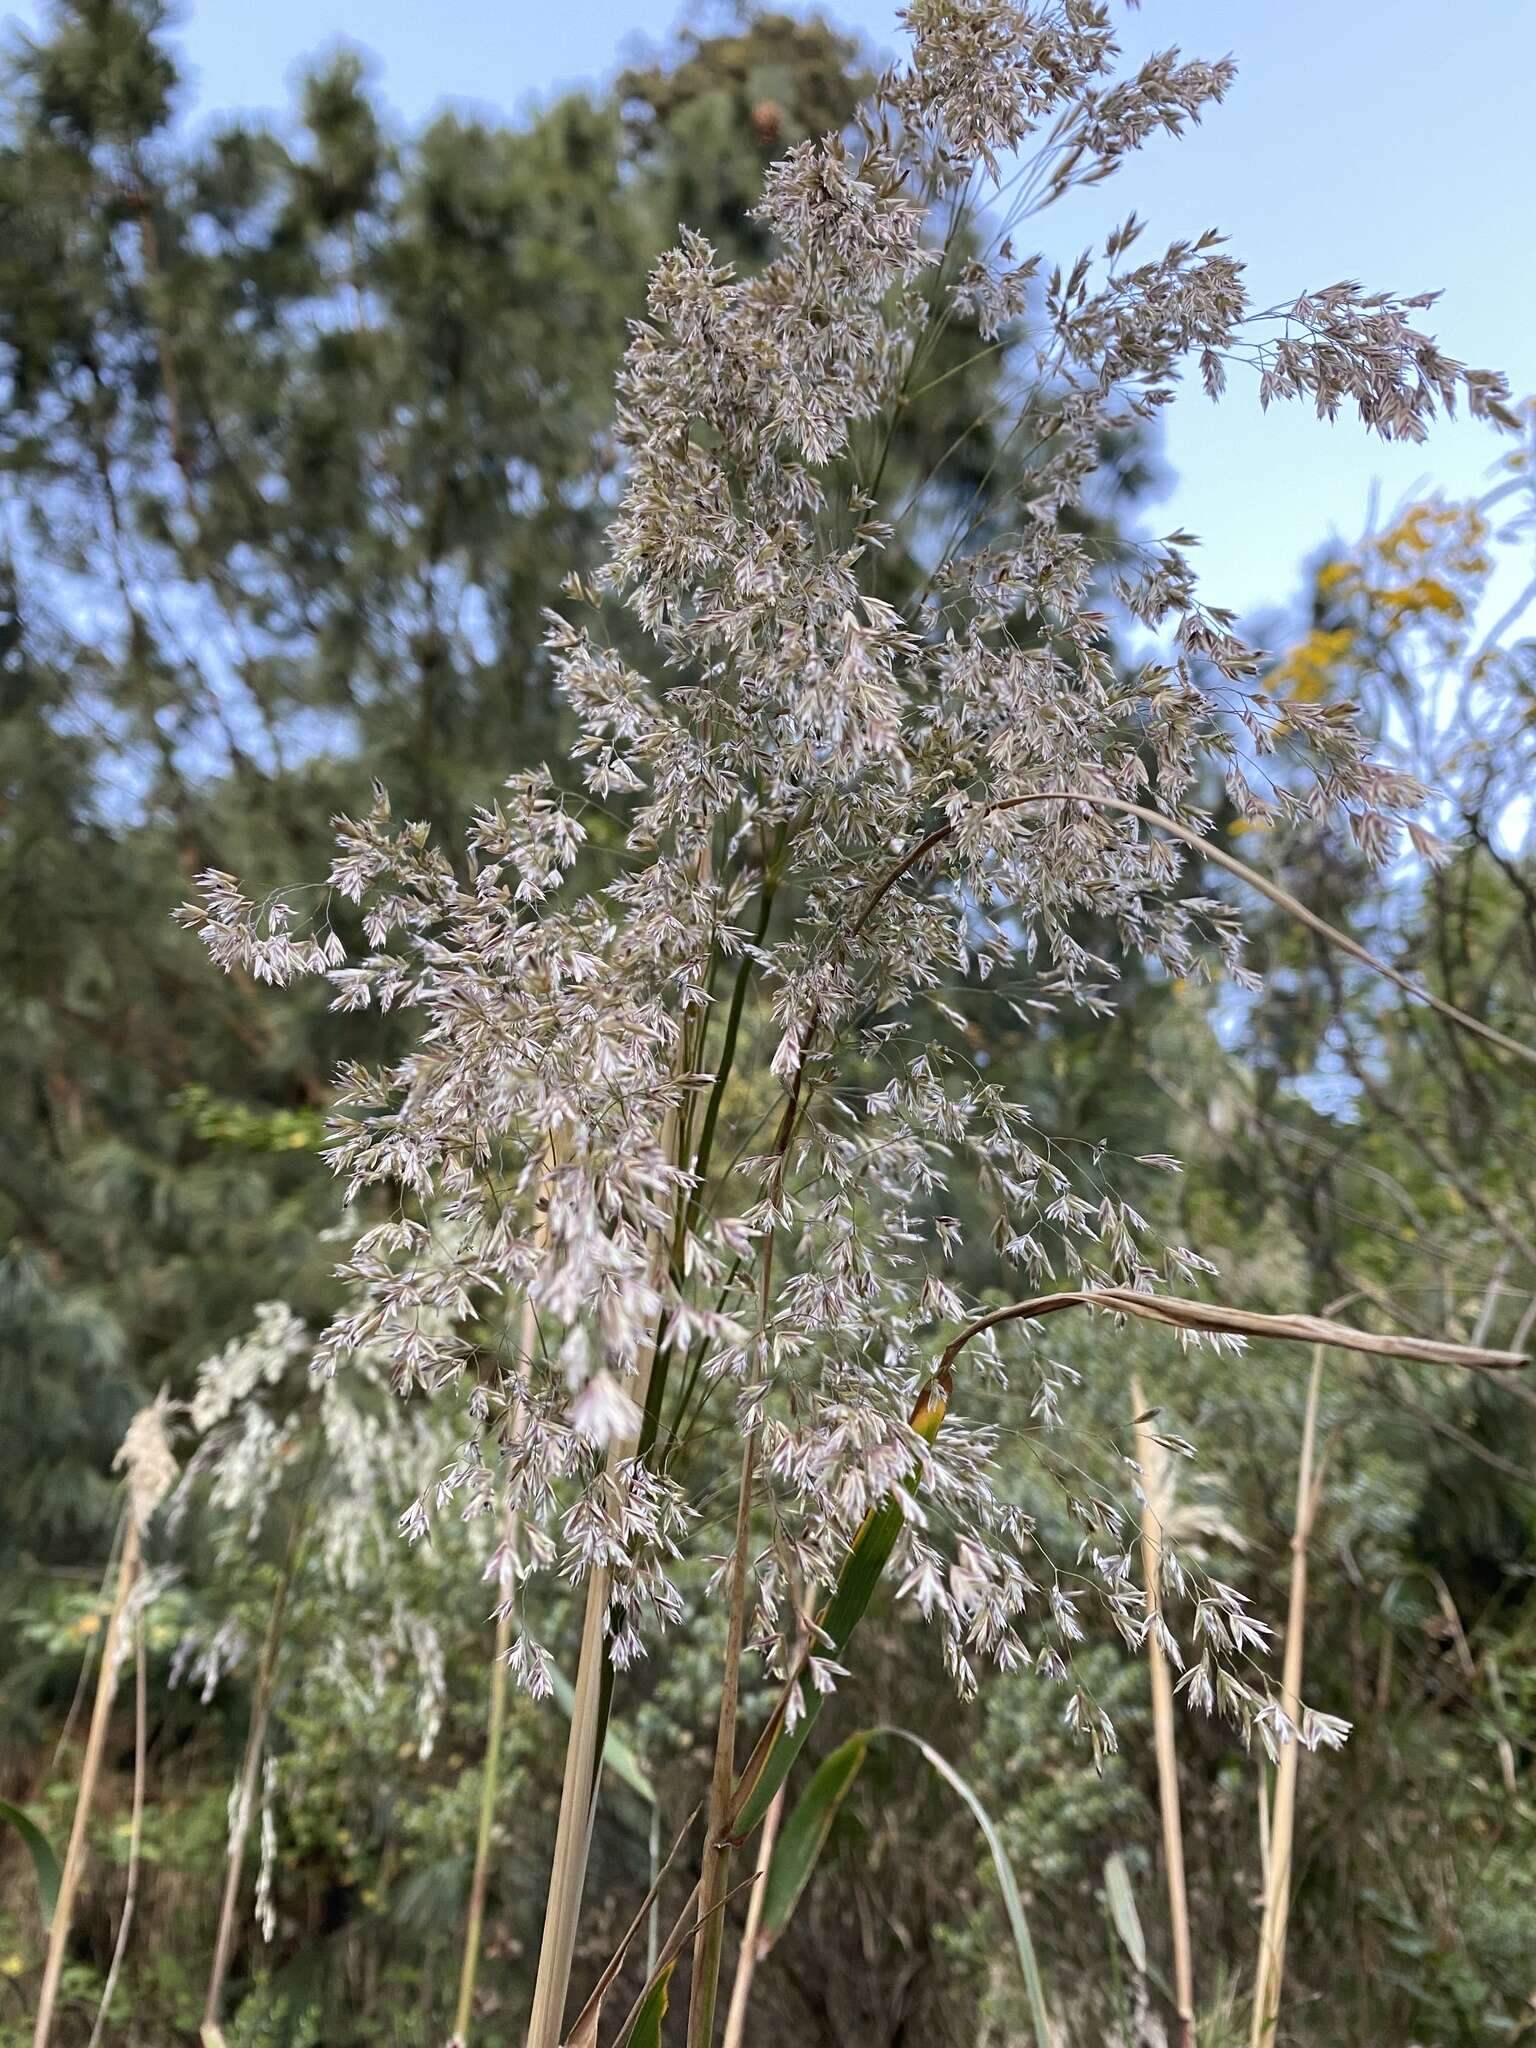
[0, 7, 1081, 2038]
[0, 3, 882, 1564]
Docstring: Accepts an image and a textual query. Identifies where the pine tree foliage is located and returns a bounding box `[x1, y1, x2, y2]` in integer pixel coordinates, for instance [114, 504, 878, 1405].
[0, 2, 928, 1554]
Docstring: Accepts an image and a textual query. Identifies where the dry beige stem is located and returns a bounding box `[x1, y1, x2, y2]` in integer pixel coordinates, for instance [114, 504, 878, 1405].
[1133, 1378, 1196, 2048]
[86, 1603, 148, 2048]
[720, 1785, 786, 2048]
[1249, 1345, 1327, 2046]
[36, 1397, 175, 2048]
[33, 1514, 141, 2048]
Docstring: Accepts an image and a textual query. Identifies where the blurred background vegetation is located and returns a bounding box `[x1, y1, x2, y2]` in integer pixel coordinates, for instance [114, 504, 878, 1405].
[1, 3, 1532, 2043]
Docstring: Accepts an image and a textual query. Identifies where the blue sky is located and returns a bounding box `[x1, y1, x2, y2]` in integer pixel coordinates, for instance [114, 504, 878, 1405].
[9, 0, 1533, 628]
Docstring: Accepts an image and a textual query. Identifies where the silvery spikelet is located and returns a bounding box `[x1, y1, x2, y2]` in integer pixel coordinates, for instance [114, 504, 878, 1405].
[179, 0, 1513, 1755]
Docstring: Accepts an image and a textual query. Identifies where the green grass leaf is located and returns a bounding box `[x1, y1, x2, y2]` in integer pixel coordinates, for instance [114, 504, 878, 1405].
[752, 1722, 1056, 2044]
[623, 1956, 676, 2048]
[1104, 1852, 1148, 1977]
[874, 1728, 1056, 2047]
[758, 1734, 869, 1951]
[0, 1796, 60, 1928]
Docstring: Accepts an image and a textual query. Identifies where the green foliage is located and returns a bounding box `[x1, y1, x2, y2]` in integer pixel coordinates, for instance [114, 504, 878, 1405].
[0, 2, 876, 1560]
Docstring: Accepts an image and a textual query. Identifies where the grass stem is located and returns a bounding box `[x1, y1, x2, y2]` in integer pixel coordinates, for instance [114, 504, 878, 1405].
[33, 1513, 141, 2048]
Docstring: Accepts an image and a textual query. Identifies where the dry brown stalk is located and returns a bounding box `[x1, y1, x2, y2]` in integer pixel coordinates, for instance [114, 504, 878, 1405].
[720, 1784, 786, 2048]
[33, 1513, 141, 2048]
[86, 1601, 148, 2048]
[1133, 1378, 1196, 2048]
[939, 1288, 1526, 1380]
[1256, 1760, 1271, 1891]
[527, 1573, 616, 2048]
[1249, 1344, 1327, 2047]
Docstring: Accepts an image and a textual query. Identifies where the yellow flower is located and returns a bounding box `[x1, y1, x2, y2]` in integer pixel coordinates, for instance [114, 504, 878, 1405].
[1270, 625, 1353, 701]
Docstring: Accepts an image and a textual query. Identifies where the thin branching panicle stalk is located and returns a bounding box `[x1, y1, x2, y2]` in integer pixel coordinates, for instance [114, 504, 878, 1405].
[687, 1429, 761, 2048]
[686, 1088, 799, 2047]
[202, 1477, 316, 2042]
[858, 789, 1536, 1073]
[452, 1602, 514, 2047]
[721, 1586, 807, 2048]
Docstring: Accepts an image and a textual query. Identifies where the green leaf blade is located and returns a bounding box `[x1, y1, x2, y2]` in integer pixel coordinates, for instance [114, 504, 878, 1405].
[1104, 1851, 1148, 1977]
[758, 1734, 869, 1951]
[874, 1728, 1055, 2047]
[0, 1796, 61, 1928]
[621, 1956, 677, 2048]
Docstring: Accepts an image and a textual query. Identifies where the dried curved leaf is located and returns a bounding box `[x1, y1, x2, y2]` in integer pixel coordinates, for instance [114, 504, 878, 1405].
[941, 1287, 1527, 1377]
